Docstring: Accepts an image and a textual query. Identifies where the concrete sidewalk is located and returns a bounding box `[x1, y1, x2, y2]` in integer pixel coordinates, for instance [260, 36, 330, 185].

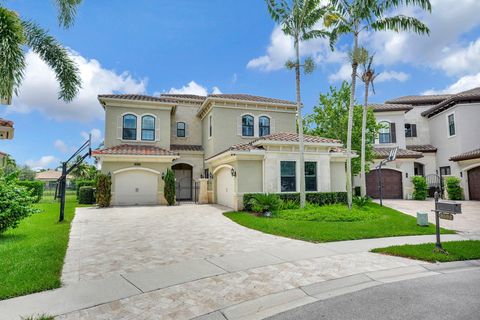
[0, 233, 468, 320]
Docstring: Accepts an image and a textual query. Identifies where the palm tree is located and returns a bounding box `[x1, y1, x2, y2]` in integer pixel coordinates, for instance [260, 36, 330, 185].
[265, 0, 329, 208]
[0, 0, 82, 105]
[360, 52, 378, 196]
[69, 155, 90, 179]
[326, 0, 432, 208]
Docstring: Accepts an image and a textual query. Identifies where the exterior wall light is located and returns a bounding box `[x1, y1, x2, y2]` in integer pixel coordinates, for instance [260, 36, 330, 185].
[161, 172, 166, 180]
[209, 172, 213, 179]
[231, 168, 236, 177]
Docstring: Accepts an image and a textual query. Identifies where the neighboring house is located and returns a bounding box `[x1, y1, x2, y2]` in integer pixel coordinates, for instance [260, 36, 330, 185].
[0, 151, 7, 167]
[93, 93, 349, 209]
[0, 118, 14, 140]
[35, 170, 73, 189]
[363, 87, 480, 200]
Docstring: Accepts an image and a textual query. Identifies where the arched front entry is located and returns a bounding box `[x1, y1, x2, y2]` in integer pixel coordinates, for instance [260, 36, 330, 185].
[366, 168, 403, 199]
[468, 166, 480, 200]
[172, 163, 193, 201]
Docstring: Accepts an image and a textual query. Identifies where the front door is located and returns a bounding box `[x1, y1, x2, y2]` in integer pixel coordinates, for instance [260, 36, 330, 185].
[173, 164, 192, 201]
[468, 166, 480, 200]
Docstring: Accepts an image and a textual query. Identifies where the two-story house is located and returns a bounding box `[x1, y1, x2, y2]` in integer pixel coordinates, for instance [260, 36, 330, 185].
[93, 93, 349, 209]
[363, 87, 480, 201]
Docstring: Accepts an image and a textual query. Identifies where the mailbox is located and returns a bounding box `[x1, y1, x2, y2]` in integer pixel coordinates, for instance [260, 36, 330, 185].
[436, 201, 462, 214]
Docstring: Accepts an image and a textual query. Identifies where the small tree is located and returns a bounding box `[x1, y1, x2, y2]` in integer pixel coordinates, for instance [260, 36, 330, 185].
[163, 169, 175, 206]
[96, 174, 111, 208]
[411, 176, 428, 200]
[18, 165, 36, 181]
[445, 176, 464, 200]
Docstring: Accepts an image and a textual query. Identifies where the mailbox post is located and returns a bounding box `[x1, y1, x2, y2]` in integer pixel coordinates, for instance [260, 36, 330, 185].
[432, 191, 462, 253]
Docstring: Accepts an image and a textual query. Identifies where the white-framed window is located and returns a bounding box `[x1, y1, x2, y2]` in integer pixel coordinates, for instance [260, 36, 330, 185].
[280, 161, 296, 192]
[259, 116, 270, 137]
[242, 115, 254, 137]
[177, 122, 186, 137]
[209, 114, 213, 138]
[141, 115, 155, 141]
[447, 112, 456, 137]
[122, 114, 137, 140]
[378, 121, 391, 144]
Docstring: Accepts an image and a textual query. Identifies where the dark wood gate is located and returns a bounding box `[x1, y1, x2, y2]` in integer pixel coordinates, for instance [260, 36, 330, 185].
[468, 166, 480, 200]
[366, 169, 403, 199]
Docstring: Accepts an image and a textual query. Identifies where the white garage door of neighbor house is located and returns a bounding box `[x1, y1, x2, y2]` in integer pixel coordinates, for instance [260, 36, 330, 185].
[216, 167, 234, 208]
[115, 170, 158, 206]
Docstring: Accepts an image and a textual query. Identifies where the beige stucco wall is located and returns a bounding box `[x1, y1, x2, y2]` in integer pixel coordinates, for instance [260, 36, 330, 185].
[202, 105, 297, 159]
[413, 153, 437, 176]
[170, 103, 203, 146]
[104, 105, 172, 149]
[236, 160, 263, 194]
[330, 161, 346, 192]
[404, 105, 433, 146]
[374, 111, 407, 149]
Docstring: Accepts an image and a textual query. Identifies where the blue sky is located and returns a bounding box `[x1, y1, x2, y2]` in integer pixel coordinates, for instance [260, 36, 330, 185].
[2, 0, 480, 169]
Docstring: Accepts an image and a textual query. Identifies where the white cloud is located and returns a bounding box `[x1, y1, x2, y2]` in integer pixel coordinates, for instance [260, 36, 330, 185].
[54, 139, 68, 153]
[26, 155, 59, 170]
[423, 72, 480, 95]
[167, 81, 221, 96]
[329, 64, 351, 82]
[436, 38, 480, 76]
[10, 50, 147, 122]
[212, 86, 222, 94]
[375, 71, 409, 83]
[81, 128, 102, 144]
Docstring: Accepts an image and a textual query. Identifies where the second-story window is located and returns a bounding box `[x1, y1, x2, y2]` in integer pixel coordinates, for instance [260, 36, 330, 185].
[405, 123, 417, 137]
[242, 115, 254, 136]
[379, 121, 391, 144]
[141, 115, 155, 141]
[259, 116, 270, 137]
[448, 113, 455, 136]
[123, 114, 137, 140]
[177, 122, 186, 137]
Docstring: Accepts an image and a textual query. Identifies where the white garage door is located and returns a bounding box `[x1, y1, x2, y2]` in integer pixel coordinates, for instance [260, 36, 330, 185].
[216, 167, 234, 208]
[115, 170, 158, 206]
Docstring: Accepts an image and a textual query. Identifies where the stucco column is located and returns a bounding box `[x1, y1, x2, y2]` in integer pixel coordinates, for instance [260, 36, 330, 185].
[198, 178, 209, 204]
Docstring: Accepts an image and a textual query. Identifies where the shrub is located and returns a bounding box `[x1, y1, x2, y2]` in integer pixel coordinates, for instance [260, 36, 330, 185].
[248, 194, 281, 214]
[163, 169, 175, 206]
[411, 176, 428, 200]
[445, 176, 464, 200]
[78, 186, 95, 204]
[352, 195, 371, 208]
[76, 180, 96, 197]
[16, 180, 44, 203]
[243, 192, 348, 211]
[96, 174, 112, 208]
[0, 173, 39, 234]
[279, 199, 300, 210]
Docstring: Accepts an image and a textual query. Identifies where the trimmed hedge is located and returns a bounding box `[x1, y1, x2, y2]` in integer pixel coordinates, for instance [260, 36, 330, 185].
[17, 180, 44, 203]
[445, 176, 464, 200]
[76, 180, 96, 197]
[78, 186, 95, 204]
[411, 176, 428, 200]
[243, 192, 348, 211]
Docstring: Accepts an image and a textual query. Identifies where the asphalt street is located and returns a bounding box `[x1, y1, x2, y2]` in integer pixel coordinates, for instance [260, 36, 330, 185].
[268, 269, 480, 320]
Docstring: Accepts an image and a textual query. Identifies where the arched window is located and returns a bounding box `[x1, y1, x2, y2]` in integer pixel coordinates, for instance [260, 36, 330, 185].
[177, 122, 186, 137]
[242, 115, 254, 136]
[378, 121, 391, 144]
[123, 114, 137, 140]
[259, 116, 270, 136]
[141, 115, 155, 141]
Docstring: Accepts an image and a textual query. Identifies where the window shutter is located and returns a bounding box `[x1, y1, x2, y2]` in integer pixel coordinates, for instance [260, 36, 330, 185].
[390, 122, 396, 143]
[237, 116, 242, 136]
[117, 116, 122, 140]
[412, 124, 417, 137]
[270, 118, 275, 134]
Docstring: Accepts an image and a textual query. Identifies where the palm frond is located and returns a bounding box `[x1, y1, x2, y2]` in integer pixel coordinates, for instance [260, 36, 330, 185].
[301, 29, 330, 40]
[0, 8, 26, 103]
[377, 0, 432, 15]
[22, 21, 81, 102]
[371, 15, 430, 34]
[53, 0, 82, 29]
[265, 0, 291, 24]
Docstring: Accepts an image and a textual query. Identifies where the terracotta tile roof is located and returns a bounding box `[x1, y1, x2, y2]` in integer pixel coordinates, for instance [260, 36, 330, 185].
[160, 94, 206, 101]
[0, 150, 7, 156]
[170, 144, 204, 152]
[92, 144, 177, 156]
[35, 170, 73, 180]
[385, 94, 452, 105]
[0, 118, 14, 128]
[422, 87, 480, 117]
[406, 144, 438, 153]
[98, 94, 178, 104]
[449, 148, 480, 162]
[209, 94, 296, 106]
[369, 103, 413, 113]
[374, 147, 423, 159]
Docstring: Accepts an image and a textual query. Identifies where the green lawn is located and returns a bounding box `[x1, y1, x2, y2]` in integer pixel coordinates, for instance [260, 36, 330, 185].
[224, 203, 454, 243]
[0, 194, 80, 300]
[372, 240, 480, 262]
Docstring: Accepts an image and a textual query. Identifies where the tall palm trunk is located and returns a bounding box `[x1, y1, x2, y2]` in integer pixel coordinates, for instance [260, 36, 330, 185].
[360, 78, 369, 196]
[346, 30, 359, 208]
[294, 36, 306, 208]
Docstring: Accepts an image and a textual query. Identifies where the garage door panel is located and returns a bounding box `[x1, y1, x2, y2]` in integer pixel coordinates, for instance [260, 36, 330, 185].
[366, 169, 403, 199]
[468, 166, 480, 200]
[115, 170, 158, 206]
[216, 168, 234, 208]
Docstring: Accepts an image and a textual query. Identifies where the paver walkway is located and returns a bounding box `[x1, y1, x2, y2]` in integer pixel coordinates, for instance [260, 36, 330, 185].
[0, 205, 469, 320]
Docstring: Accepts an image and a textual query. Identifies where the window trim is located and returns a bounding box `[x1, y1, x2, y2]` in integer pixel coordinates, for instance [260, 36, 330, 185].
[258, 115, 271, 137]
[280, 161, 296, 192]
[122, 114, 137, 141]
[439, 166, 451, 176]
[176, 121, 186, 138]
[378, 121, 391, 144]
[242, 114, 255, 137]
[447, 112, 456, 138]
[405, 123, 412, 138]
[141, 115, 156, 141]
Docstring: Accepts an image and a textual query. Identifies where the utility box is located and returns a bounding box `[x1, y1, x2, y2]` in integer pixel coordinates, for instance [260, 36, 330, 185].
[436, 201, 462, 214]
[417, 212, 429, 226]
